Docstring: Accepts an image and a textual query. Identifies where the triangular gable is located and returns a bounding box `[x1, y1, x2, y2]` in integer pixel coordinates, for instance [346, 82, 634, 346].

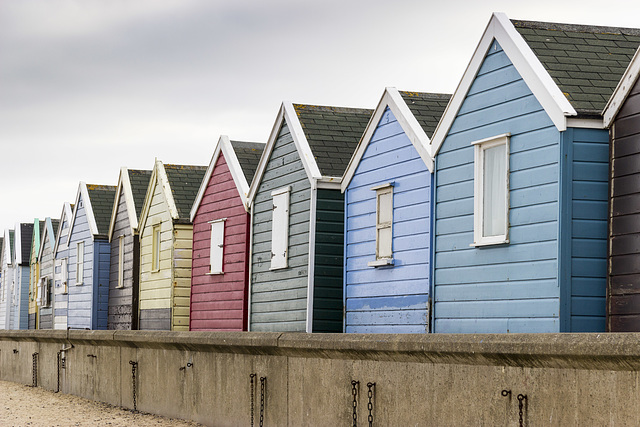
[248, 102, 325, 204]
[138, 160, 180, 233]
[431, 12, 576, 156]
[53, 202, 73, 256]
[37, 218, 58, 260]
[342, 87, 437, 191]
[67, 182, 100, 244]
[604, 47, 640, 127]
[191, 136, 265, 220]
[108, 167, 152, 241]
[2, 229, 12, 266]
[31, 219, 42, 262]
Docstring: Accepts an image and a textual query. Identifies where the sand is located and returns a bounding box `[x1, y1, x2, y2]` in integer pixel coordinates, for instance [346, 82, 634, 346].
[0, 380, 203, 426]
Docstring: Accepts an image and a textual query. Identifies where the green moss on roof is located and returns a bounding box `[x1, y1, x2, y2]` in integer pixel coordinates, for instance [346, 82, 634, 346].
[127, 169, 152, 219]
[512, 19, 640, 115]
[230, 141, 265, 184]
[163, 164, 208, 220]
[293, 104, 373, 177]
[86, 184, 117, 236]
[399, 92, 451, 137]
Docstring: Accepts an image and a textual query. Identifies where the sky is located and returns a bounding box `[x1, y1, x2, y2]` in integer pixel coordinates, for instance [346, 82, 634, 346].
[2, 0, 640, 234]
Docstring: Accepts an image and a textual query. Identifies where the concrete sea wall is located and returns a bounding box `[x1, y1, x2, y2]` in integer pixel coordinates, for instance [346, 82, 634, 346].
[0, 330, 639, 425]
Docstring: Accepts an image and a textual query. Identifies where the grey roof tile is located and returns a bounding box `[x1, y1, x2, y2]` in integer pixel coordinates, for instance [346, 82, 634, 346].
[230, 141, 265, 184]
[163, 164, 208, 221]
[399, 92, 452, 137]
[512, 19, 640, 115]
[86, 184, 117, 236]
[293, 104, 373, 177]
[127, 169, 152, 220]
[51, 219, 60, 238]
[20, 223, 33, 265]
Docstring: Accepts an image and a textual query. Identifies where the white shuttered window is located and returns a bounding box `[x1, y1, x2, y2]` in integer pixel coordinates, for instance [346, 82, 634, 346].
[472, 133, 510, 246]
[117, 236, 124, 288]
[76, 241, 84, 285]
[368, 183, 394, 267]
[152, 224, 161, 271]
[270, 186, 290, 270]
[209, 219, 225, 274]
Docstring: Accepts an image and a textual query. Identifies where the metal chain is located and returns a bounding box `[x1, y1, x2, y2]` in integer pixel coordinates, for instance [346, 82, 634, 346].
[366, 382, 375, 426]
[259, 376, 266, 427]
[31, 352, 39, 387]
[351, 380, 359, 427]
[250, 374, 256, 427]
[56, 351, 61, 392]
[517, 394, 527, 427]
[129, 361, 138, 412]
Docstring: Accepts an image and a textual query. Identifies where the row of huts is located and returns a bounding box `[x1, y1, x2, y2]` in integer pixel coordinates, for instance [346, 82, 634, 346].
[3, 13, 640, 334]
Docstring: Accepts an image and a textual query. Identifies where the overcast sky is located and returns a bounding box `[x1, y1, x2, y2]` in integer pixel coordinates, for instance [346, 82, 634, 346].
[2, 0, 640, 234]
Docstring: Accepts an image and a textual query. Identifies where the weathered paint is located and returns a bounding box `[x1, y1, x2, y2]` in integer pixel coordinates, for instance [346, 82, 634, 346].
[190, 151, 250, 331]
[608, 74, 640, 331]
[37, 218, 58, 329]
[28, 219, 44, 329]
[54, 203, 73, 330]
[344, 108, 432, 333]
[250, 121, 312, 332]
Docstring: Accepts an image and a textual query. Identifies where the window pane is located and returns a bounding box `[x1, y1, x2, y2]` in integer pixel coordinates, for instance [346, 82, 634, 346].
[483, 144, 506, 237]
[271, 190, 290, 269]
[378, 191, 393, 224]
[377, 226, 392, 258]
[210, 221, 224, 273]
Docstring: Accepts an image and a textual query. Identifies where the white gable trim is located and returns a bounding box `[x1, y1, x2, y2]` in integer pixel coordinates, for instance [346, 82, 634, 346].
[190, 135, 256, 222]
[430, 12, 577, 156]
[3, 229, 12, 266]
[66, 182, 99, 245]
[53, 202, 73, 257]
[138, 160, 179, 234]
[108, 167, 137, 242]
[37, 218, 56, 260]
[14, 223, 22, 265]
[604, 47, 640, 128]
[342, 87, 434, 192]
[247, 102, 323, 204]
[566, 118, 605, 129]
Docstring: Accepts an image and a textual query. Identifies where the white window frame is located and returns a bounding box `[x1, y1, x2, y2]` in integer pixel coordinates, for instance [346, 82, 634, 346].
[270, 186, 290, 270]
[472, 133, 510, 247]
[208, 218, 226, 275]
[151, 224, 161, 272]
[76, 241, 84, 285]
[368, 183, 395, 267]
[117, 235, 124, 288]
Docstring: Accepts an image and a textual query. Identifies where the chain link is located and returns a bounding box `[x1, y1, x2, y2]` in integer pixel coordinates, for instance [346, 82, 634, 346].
[517, 394, 527, 427]
[366, 382, 375, 426]
[259, 376, 266, 427]
[56, 351, 61, 392]
[31, 352, 39, 387]
[351, 380, 359, 426]
[129, 361, 138, 412]
[250, 373, 256, 427]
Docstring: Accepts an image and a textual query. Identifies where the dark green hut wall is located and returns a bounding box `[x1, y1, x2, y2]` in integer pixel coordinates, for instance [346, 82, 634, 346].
[312, 189, 344, 333]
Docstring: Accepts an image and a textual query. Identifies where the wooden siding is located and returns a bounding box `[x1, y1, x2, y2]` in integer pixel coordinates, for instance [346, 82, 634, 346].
[568, 128, 608, 332]
[609, 76, 640, 331]
[108, 187, 138, 330]
[54, 217, 70, 330]
[139, 177, 174, 330]
[39, 228, 55, 329]
[28, 228, 39, 329]
[250, 121, 311, 332]
[16, 266, 30, 329]
[190, 151, 249, 331]
[344, 108, 431, 333]
[313, 189, 344, 332]
[434, 40, 562, 333]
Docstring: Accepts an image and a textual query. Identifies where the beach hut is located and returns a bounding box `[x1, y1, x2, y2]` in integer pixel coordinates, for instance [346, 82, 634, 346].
[341, 88, 450, 333]
[8, 223, 33, 329]
[430, 13, 640, 333]
[247, 102, 371, 332]
[53, 202, 74, 330]
[35, 217, 60, 329]
[28, 219, 45, 329]
[189, 136, 264, 331]
[66, 183, 116, 329]
[107, 168, 152, 330]
[137, 161, 207, 331]
[603, 47, 640, 331]
[0, 230, 11, 329]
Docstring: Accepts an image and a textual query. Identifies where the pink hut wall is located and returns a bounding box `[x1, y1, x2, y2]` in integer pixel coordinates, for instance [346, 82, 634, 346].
[190, 152, 249, 331]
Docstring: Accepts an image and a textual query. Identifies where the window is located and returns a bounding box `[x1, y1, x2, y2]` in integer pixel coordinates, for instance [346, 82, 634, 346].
[61, 258, 68, 294]
[270, 186, 290, 270]
[472, 133, 510, 246]
[209, 219, 225, 274]
[38, 276, 50, 307]
[76, 241, 84, 285]
[152, 224, 161, 272]
[368, 183, 394, 267]
[117, 236, 124, 288]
